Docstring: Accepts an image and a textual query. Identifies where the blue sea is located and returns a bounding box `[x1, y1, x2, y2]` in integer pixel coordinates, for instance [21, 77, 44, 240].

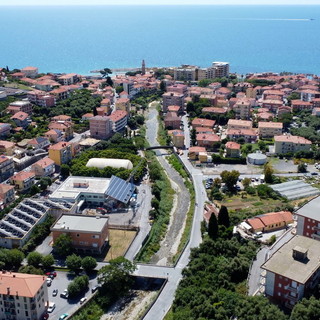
[0, 5, 320, 75]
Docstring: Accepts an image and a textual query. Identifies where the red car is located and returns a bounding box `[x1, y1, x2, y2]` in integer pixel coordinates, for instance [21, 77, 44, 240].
[42, 313, 49, 320]
[46, 271, 57, 277]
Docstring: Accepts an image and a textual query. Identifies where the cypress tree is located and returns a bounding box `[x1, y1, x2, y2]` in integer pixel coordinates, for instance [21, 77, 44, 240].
[218, 205, 230, 228]
[208, 212, 218, 240]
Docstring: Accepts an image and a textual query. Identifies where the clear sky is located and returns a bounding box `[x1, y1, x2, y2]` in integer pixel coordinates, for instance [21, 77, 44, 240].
[1, 0, 320, 5]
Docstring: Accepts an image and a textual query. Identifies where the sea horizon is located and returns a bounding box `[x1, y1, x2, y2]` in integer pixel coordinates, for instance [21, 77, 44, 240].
[1, 5, 320, 75]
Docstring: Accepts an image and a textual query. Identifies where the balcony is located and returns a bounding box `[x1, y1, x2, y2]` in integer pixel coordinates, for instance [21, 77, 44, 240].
[284, 285, 298, 293]
[285, 293, 298, 302]
[312, 233, 320, 241]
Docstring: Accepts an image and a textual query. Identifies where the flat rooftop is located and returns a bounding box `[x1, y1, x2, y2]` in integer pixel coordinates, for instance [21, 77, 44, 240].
[262, 235, 320, 284]
[52, 215, 108, 233]
[49, 176, 110, 201]
[296, 196, 320, 220]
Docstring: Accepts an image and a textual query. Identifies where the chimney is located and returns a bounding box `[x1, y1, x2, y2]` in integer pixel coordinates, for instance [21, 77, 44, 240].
[7, 287, 10, 295]
[12, 275, 15, 278]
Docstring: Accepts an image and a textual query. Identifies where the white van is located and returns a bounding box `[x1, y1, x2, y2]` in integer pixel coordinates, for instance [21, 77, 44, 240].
[48, 302, 56, 313]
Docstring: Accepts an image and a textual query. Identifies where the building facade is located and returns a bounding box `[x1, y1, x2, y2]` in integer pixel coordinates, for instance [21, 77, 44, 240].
[274, 135, 312, 154]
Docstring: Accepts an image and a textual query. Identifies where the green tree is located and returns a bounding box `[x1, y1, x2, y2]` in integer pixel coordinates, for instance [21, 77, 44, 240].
[220, 170, 240, 190]
[6, 249, 25, 269]
[27, 252, 43, 268]
[264, 163, 274, 184]
[291, 296, 320, 320]
[242, 177, 251, 189]
[42, 254, 55, 269]
[98, 257, 136, 298]
[68, 275, 89, 298]
[60, 164, 70, 178]
[213, 178, 222, 189]
[66, 254, 82, 272]
[18, 265, 43, 275]
[116, 85, 124, 94]
[218, 205, 230, 228]
[160, 80, 166, 93]
[53, 233, 73, 257]
[208, 213, 218, 239]
[81, 256, 97, 273]
[297, 163, 307, 173]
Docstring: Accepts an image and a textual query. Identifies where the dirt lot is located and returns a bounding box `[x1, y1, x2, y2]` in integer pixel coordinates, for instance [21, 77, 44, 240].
[104, 229, 137, 262]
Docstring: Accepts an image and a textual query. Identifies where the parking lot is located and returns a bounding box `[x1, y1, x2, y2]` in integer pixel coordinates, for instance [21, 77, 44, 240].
[47, 271, 98, 320]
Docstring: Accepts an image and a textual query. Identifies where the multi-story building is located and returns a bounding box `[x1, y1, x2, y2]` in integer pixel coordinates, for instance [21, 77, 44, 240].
[196, 133, 220, 149]
[162, 92, 185, 113]
[7, 100, 32, 115]
[233, 99, 251, 119]
[173, 65, 198, 81]
[0, 272, 48, 320]
[0, 123, 11, 138]
[191, 118, 216, 131]
[208, 61, 230, 78]
[227, 119, 252, 130]
[108, 110, 128, 133]
[166, 84, 188, 96]
[27, 137, 50, 150]
[115, 98, 131, 113]
[44, 129, 63, 143]
[21, 66, 38, 78]
[0, 183, 15, 208]
[168, 130, 185, 148]
[31, 157, 55, 177]
[48, 141, 72, 166]
[300, 89, 320, 102]
[50, 87, 69, 101]
[164, 112, 180, 130]
[262, 235, 320, 309]
[0, 140, 15, 156]
[27, 90, 56, 107]
[291, 100, 312, 112]
[51, 214, 109, 254]
[226, 128, 258, 143]
[48, 121, 73, 141]
[89, 116, 113, 140]
[10, 171, 35, 193]
[296, 196, 320, 240]
[258, 122, 283, 138]
[225, 141, 241, 158]
[58, 73, 80, 85]
[0, 155, 14, 182]
[274, 135, 311, 154]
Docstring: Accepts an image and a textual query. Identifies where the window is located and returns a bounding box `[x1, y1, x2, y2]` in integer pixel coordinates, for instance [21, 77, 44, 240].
[292, 281, 297, 288]
[278, 283, 282, 288]
[76, 234, 80, 237]
[307, 225, 310, 229]
[278, 292, 281, 296]
[92, 235, 100, 239]
[25, 311, 28, 317]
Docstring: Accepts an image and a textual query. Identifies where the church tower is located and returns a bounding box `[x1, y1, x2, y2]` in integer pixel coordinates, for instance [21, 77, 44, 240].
[141, 59, 146, 75]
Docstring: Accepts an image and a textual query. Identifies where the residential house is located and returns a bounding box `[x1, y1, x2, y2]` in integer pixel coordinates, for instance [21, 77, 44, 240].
[300, 89, 320, 102]
[48, 141, 72, 166]
[0, 272, 49, 320]
[0, 183, 15, 207]
[164, 112, 180, 130]
[258, 122, 283, 138]
[202, 107, 227, 115]
[10, 171, 35, 193]
[167, 105, 182, 114]
[225, 141, 241, 158]
[27, 90, 56, 107]
[35, 78, 60, 92]
[274, 135, 311, 154]
[188, 146, 206, 160]
[0, 140, 15, 156]
[48, 121, 73, 141]
[58, 73, 80, 85]
[51, 115, 72, 123]
[203, 203, 219, 225]
[51, 214, 109, 254]
[169, 130, 184, 148]
[162, 92, 184, 113]
[312, 107, 320, 117]
[44, 129, 63, 143]
[50, 87, 69, 101]
[262, 235, 320, 309]
[89, 116, 113, 140]
[226, 128, 258, 143]
[233, 99, 251, 119]
[261, 99, 283, 113]
[227, 119, 252, 130]
[115, 98, 131, 113]
[82, 113, 94, 121]
[27, 137, 50, 150]
[10, 112, 30, 129]
[31, 157, 55, 177]
[0, 155, 14, 182]
[192, 118, 216, 131]
[291, 100, 313, 112]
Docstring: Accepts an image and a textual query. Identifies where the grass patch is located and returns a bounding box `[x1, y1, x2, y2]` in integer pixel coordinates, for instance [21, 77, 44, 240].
[4, 82, 33, 91]
[70, 296, 104, 320]
[104, 229, 136, 262]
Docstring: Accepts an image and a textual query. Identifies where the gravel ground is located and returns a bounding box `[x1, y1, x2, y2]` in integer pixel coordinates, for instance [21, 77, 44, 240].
[146, 104, 190, 266]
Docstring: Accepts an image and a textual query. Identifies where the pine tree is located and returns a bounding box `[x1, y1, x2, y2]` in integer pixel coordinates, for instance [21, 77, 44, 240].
[93, 106, 98, 116]
[208, 212, 218, 239]
[218, 205, 230, 228]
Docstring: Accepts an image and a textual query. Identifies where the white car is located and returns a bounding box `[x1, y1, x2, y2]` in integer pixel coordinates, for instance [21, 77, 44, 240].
[80, 297, 87, 304]
[46, 278, 52, 286]
[47, 302, 56, 313]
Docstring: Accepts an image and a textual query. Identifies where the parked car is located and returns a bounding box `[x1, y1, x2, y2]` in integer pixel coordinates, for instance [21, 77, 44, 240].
[59, 314, 69, 320]
[91, 285, 99, 293]
[80, 297, 87, 304]
[60, 289, 69, 299]
[311, 172, 318, 176]
[46, 278, 52, 287]
[47, 302, 56, 313]
[52, 289, 58, 297]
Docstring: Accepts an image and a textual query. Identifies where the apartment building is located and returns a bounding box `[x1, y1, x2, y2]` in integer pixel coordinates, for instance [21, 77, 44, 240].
[173, 65, 197, 81]
[226, 128, 258, 143]
[162, 92, 185, 113]
[0, 156, 14, 182]
[209, 61, 230, 78]
[233, 99, 251, 119]
[27, 90, 55, 107]
[31, 157, 55, 178]
[0, 123, 11, 138]
[0, 183, 15, 207]
[89, 116, 113, 140]
[262, 235, 320, 309]
[44, 129, 63, 143]
[108, 110, 128, 133]
[48, 121, 73, 141]
[58, 73, 80, 85]
[227, 119, 252, 130]
[0, 141, 15, 156]
[168, 130, 185, 148]
[191, 118, 216, 131]
[7, 101, 32, 115]
[48, 141, 72, 166]
[115, 98, 131, 113]
[196, 133, 220, 149]
[225, 141, 241, 158]
[296, 196, 320, 241]
[0, 272, 48, 320]
[166, 84, 188, 96]
[164, 112, 180, 130]
[21, 66, 38, 78]
[10, 171, 35, 193]
[52, 215, 109, 254]
[274, 135, 311, 154]
[291, 100, 312, 112]
[11, 112, 30, 129]
[258, 122, 283, 138]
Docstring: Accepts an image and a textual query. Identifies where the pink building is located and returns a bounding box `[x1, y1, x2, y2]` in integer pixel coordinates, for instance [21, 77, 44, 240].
[89, 116, 113, 139]
[162, 92, 185, 113]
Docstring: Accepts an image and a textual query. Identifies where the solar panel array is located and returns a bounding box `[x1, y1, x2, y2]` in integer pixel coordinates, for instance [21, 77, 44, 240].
[106, 175, 135, 204]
